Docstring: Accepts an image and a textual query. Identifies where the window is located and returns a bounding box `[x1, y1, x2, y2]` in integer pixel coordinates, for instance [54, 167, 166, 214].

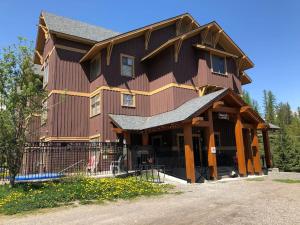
[211, 54, 226, 75]
[41, 101, 47, 125]
[121, 93, 135, 107]
[90, 94, 100, 117]
[43, 60, 49, 87]
[121, 54, 134, 77]
[90, 53, 101, 81]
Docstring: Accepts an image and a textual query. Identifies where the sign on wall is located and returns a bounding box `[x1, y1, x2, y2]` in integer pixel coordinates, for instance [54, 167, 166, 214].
[211, 147, 216, 154]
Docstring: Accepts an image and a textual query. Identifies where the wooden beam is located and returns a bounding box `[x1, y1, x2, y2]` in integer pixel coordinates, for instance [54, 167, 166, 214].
[35, 50, 43, 64]
[213, 29, 223, 48]
[242, 123, 255, 129]
[194, 44, 239, 58]
[142, 133, 149, 145]
[257, 123, 268, 129]
[240, 106, 251, 113]
[192, 117, 209, 127]
[201, 26, 211, 44]
[212, 101, 224, 109]
[123, 131, 132, 170]
[183, 122, 196, 183]
[244, 129, 254, 175]
[144, 28, 152, 50]
[262, 130, 272, 168]
[212, 106, 238, 114]
[174, 38, 183, 63]
[206, 109, 218, 179]
[235, 113, 247, 176]
[112, 128, 123, 134]
[251, 129, 262, 174]
[176, 16, 184, 35]
[106, 41, 114, 66]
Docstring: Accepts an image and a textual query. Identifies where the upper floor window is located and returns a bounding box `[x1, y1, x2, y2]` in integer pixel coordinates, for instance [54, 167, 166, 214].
[43, 60, 49, 87]
[121, 93, 135, 107]
[90, 94, 100, 117]
[90, 53, 101, 81]
[211, 54, 226, 75]
[121, 54, 134, 77]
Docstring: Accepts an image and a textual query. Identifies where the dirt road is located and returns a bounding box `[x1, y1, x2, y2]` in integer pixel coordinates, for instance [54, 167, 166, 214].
[1, 173, 300, 225]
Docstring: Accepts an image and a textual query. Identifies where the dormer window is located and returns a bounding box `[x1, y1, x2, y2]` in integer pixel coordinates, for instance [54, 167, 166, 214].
[121, 54, 134, 77]
[211, 54, 227, 75]
[90, 53, 101, 81]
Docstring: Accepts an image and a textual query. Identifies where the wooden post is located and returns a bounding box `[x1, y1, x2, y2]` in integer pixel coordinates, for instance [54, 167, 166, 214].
[244, 129, 254, 175]
[234, 114, 247, 176]
[206, 109, 218, 179]
[124, 132, 132, 170]
[183, 122, 196, 183]
[262, 130, 272, 168]
[142, 133, 149, 146]
[251, 129, 262, 174]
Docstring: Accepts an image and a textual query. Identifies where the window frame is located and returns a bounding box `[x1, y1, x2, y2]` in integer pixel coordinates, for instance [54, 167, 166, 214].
[120, 54, 135, 78]
[90, 93, 101, 117]
[43, 59, 49, 88]
[121, 92, 136, 108]
[210, 53, 227, 76]
[90, 53, 101, 81]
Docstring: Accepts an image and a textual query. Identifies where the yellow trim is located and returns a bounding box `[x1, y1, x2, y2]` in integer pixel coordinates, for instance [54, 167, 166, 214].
[121, 92, 136, 108]
[55, 44, 87, 54]
[48, 83, 199, 99]
[48, 90, 90, 97]
[44, 137, 90, 142]
[89, 134, 101, 140]
[40, 136, 46, 140]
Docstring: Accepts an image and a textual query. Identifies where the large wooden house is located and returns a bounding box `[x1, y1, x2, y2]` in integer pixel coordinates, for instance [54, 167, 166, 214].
[31, 11, 274, 182]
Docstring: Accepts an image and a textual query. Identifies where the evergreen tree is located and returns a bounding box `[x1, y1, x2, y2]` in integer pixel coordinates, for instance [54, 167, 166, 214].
[263, 90, 276, 123]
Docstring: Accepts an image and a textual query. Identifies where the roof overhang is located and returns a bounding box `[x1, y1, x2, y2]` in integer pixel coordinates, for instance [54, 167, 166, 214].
[80, 13, 200, 62]
[109, 88, 266, 132]
[140, 21, 254, 71]
[241, 72, 252, 85]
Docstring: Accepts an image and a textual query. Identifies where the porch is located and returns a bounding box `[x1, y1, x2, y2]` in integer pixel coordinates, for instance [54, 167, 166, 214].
[110, 88, 274, 183]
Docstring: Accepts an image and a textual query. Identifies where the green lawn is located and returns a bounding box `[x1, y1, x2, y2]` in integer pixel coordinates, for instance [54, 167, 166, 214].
[0, 176, 172, 215]
[273, 179, 300, 184]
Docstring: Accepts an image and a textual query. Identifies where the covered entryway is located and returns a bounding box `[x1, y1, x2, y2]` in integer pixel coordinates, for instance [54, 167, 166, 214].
[110, 88, 274, 183]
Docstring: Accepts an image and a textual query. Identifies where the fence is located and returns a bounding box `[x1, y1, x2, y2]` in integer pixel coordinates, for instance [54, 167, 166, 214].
[0, 142, 129, 182]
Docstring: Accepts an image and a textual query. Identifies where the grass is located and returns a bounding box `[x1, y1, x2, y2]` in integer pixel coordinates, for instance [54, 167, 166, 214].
[0, 176, 172, 215]
[246, 177, 265, 181]
[273, 179, 300, 184]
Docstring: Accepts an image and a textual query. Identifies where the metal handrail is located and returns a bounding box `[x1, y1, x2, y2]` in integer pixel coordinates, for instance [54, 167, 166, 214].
[58, 159, 86, 174]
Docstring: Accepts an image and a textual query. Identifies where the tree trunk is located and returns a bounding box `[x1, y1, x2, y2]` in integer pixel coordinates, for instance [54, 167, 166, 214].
[9, 174, 16, 187]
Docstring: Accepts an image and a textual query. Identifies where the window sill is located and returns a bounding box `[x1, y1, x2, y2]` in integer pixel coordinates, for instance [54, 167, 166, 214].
[121, 74, 134, 78]
[121, 105, 136, 108]
[90, 113, 101, 118]
[212, 72, 228, 77]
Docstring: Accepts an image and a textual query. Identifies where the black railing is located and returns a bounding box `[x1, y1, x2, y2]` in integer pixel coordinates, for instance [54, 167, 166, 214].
[0, 142, 130, 182]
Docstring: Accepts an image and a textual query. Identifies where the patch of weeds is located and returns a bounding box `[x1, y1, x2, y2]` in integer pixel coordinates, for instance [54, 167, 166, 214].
[273, 179, 300, 184]
[0, 176, 172, 215]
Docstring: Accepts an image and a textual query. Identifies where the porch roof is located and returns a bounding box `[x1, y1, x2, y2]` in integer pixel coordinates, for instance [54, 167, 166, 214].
[109, 88, 229, 131]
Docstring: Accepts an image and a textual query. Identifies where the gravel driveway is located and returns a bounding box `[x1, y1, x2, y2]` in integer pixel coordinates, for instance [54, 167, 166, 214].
[1, 172, 300, 225]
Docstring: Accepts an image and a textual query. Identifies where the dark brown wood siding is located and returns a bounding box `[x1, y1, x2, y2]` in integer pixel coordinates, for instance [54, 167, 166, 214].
[49, 94, 89, 137]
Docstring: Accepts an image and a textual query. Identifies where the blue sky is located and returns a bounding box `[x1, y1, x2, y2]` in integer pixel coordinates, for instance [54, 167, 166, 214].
[0, 0, 299, 111]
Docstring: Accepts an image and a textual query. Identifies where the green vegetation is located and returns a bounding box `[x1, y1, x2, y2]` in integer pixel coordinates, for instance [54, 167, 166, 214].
[0, 176, 172, 215]
[273, 179, 300, 184]
[246, 177, 265, 181]
[243, 89, 300, 172]
[0, 38, 46, 187]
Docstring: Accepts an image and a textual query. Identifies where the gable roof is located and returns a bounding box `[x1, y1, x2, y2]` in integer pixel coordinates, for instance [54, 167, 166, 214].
[141, 21, 254, 71]
[109, 89, 229, 130]
[80, 13, 200, 62]
[42, 11, 119, 42]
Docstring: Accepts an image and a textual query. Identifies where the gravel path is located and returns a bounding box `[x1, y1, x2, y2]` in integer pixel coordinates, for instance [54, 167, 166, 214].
[1, 173, 300, 225]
